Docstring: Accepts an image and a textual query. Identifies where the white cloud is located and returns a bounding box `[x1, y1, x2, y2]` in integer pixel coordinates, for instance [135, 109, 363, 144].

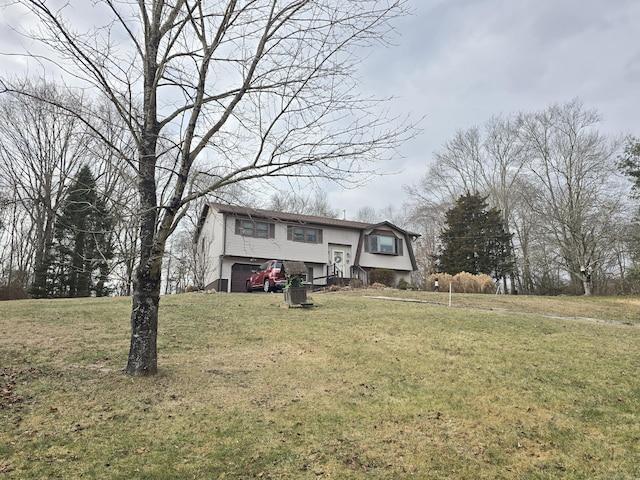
[331, 0, 640, 216]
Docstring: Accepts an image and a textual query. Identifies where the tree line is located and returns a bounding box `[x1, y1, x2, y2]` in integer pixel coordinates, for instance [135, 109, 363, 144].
[0, 80, 224, 300]
[1, 93, 638, 299]
[404, 99, 637, 296]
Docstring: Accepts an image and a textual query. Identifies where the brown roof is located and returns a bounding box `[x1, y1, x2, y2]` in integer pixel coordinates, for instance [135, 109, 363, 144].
[198, 202, 420, 239]
[209, 202, 373, 230]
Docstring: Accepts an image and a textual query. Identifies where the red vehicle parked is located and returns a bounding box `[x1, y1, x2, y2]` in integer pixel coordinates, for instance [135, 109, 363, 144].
[246, 260, 286, 292]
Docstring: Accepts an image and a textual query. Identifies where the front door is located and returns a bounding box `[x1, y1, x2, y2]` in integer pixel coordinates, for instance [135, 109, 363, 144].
[332, 249, 345, 276]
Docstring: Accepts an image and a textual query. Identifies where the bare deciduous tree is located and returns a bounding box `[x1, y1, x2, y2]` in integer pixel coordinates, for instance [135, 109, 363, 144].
[268, 189, 339, 218]
[353, 206, 380, 223]
[88, 101, 140, 296]
[520, 100, 623, 295]
[0, 79, 89, 293]
[406, 113, 526, 292]
[4, 0, 413, 375]
[407, 100, 625, 295]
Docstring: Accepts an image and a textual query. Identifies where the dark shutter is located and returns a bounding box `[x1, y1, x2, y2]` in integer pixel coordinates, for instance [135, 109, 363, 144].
[317, 229, 323, 244]
[270, 223, 275, 239]
[287, 225, 293, 240]
[364, 234, 370, 252]
[397, 238, 404, 256]
[235, 219, 241, 235]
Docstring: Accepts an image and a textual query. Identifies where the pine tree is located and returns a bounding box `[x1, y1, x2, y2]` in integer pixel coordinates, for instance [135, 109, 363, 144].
[29, 254, 52, 298]
[47, 166, 114, 297]
[438, 193, 514, 281]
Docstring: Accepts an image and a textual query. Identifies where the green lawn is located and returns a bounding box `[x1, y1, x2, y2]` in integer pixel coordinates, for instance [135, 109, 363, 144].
[1, 291, 639, 479]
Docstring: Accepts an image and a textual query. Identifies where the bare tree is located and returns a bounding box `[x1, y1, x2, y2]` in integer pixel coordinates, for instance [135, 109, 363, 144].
[166, 196, 214, 293]
[406, 113, 526, 292]
[4, 1, 413, 375]
[353, 206, 380, 223]
[407, 100, 626, 295]
[88, 101, 140, 296]
[269, 188, 339, 218]
[417, 127, 485, 203]
[0, 79, 89, 293]
[405, 202, 443, 287]
[520, 100, 623, 295]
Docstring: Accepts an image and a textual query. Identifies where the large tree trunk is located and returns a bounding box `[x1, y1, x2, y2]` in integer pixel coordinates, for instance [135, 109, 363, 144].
[125, 262, 161, 376]
[125, 176, 162, 375]
[125, 168, 162, 375]
[125, 108, 161, 375]
[581, 273, 593, 296]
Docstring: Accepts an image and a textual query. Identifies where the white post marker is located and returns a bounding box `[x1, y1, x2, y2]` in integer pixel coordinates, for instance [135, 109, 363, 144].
[449, 282, 452, 307]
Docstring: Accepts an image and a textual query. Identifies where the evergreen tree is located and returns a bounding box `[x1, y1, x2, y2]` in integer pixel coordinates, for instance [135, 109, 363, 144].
[618, 137, 640, 192]
[29, 254, 52, 298]
[47, 166, 114, 297]
[438, 193, 514, 281]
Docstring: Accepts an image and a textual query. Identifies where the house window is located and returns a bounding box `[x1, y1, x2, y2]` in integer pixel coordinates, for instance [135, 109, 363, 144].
[235, 219, 275, 239]
[366, 234, 403, 256]
[287, 225, 323, 244]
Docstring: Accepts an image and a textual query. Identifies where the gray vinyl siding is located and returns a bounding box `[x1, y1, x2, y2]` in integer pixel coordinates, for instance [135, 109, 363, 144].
[223, 216, 361, 264]
[200, 210, 226, 288]
[359, 249, 414, 271]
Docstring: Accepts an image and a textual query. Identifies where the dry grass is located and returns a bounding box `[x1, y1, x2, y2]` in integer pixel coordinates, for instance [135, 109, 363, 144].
[367, 289, 640, 325]
[426, 273, 495, 294]
[1, 292, 639, 479]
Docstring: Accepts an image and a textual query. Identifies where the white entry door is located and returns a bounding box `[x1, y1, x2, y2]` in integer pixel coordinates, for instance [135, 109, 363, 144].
[332, 249, 345, 276]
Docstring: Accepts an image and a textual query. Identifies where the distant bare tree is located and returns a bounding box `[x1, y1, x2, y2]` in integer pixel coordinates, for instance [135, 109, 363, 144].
[379, 204, 410, 229]
[420, 127, 483, 202]
[167, 196, 213, 293]
[88, 101, 139, 296]
[519, 100, 623, 295]
[405, 202, 443, 288]
[0, 79, 89, 292]
[5, 0, 414, 375]
[354, 206, 380, 223]
[407, 100, 625, 295]
[269, 189, 339, 218]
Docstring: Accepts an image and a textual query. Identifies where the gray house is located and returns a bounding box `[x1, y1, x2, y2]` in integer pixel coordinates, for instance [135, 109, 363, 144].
[195, 202, 419, 292]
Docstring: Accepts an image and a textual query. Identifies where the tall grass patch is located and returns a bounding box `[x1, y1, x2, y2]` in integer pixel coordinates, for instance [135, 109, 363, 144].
[427, 273, 495, 293]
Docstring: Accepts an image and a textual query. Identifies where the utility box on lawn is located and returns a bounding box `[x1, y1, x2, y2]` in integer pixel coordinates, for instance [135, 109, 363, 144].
[283, 261, 312, 308]
[284, 286, 307, 305]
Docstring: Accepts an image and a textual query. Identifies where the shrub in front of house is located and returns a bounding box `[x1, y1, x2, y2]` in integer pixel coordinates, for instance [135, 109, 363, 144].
[397, 278, 412, 290]
[369, 268, 396, 287]
[454, 272, 478, 293]
[427, 272, 496, 293]
[427, 273, 453, 292]
[472, 273, 496, 294]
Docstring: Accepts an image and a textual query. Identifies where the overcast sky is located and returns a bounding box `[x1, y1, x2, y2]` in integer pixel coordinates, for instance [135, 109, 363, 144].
[2, 1, 639, 219]
[331, 0, 640, 217]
